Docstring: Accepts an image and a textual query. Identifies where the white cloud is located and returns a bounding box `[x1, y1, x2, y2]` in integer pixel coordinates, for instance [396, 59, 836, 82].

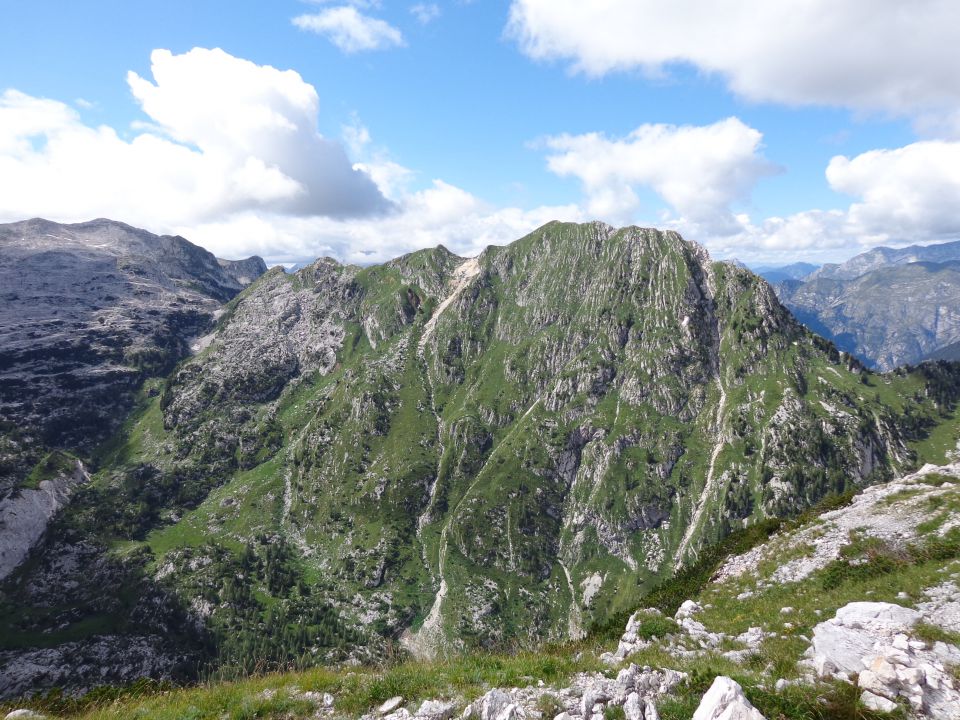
[0, 47, 583, 265]
[410, 3, 440, 25]
[673, 139, 960, 264]
[0, 48, 388, 235]
[293, 6, 405, 53]
[827, 141, 960, 242]
[507, 0, 960, 124]
[542, 117, 775, 235]
[179, 182, 585, 265]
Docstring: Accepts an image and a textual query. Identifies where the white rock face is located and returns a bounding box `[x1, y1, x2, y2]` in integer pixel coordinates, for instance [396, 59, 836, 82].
[0, 460, 87, 580]
[806, 602, 923, 676]
[378, 697, 405, 715]
[805, 601, 960, 718]
[675, 600, 703, 620]
[715, 462, 960, 586]
[691, 677, 765, 720]
[416, 699, 456, 720]
[453, 665, 684, 720]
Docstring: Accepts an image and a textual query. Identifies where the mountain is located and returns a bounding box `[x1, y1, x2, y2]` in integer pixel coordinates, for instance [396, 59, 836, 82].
[2, 220, 960, 699]
[218, 256, 269, 286]
[5, 460, 960, 718]
[0, 218, 265, 572]
[810, 239, 960, 281]
[776, 251, 960, 370]
[752, 262, 819, 284]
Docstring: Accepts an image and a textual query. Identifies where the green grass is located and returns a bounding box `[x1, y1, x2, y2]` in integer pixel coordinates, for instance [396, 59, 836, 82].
[914, 621, 960, 647]
[21, 450, 77, 490]
[2, 644, 607, 720]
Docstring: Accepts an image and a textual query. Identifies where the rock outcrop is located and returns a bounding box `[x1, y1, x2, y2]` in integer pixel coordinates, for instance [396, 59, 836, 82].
[691, 677, 765, 720]
[0, 218, 265, 495]
[804, 602, 960, 718]
[0, 456, 87, 580]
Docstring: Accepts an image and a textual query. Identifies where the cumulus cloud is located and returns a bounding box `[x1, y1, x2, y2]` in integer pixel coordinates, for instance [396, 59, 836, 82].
[542, 117, 776, 235]
[0, 47, 585, 265]
[507, 0, 960, 124]
[676, 139, 960, 264]
[0, 48, 389, 234]
[293, 6, 405, 52]
[178, 182, 585, 265]
[827, 141, 960, 241]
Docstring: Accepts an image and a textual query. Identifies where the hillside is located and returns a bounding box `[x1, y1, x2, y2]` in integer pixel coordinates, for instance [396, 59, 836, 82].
[775, 240, 960, 371]
[4, 221, 960, 698]
[6, 460, 960, 719]
[0, 218, 266, 496]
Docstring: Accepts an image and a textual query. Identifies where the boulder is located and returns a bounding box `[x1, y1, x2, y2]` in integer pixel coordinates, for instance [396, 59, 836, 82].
[417, 700, 457, 720]
[804, 601, 960, 718]
[806, 602, 922, 676]
[691, 677, 765, 720]
[675, 600, 703, 620]
[379, 697, 405, 715]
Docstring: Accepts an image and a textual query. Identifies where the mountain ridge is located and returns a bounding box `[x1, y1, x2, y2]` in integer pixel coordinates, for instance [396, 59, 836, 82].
[2, 219, 959, 698]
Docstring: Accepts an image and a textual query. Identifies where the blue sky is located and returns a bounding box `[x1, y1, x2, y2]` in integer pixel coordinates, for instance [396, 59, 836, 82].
[1, 1, 958, 266]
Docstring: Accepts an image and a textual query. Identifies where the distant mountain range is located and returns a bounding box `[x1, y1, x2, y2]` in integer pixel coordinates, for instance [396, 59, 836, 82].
[752, 262, 820, 284]
[771, 240, 960, 370]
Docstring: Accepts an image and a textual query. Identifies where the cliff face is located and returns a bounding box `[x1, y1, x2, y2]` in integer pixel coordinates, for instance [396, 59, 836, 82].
[775, 240, 960, 371]
[0, 218, 266, 496]
[4, 221, 959, 698]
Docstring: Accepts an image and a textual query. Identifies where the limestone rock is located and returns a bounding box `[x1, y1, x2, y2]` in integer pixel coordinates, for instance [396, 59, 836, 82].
[805, 601, 960, 718]
[379, 696, 405, 715]
[691, 677, 765, 720]
[417, 700, 457, 720]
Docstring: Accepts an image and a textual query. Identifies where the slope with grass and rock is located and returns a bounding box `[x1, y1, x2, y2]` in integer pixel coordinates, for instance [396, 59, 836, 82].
[4, 220, 960, 700]
[8, 460, 960, 719]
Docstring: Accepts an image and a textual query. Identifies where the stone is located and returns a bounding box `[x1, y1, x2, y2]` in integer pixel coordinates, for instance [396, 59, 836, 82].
[806, 602, 922, 676]
[496, 705, 524, 720]
[417, 700, 457, 720]
[857, 670, 887, 697]
[476, 690, 513, 720]
[691, 677, 765, 720]
[859, 691, 897, 714]
[617, 664, 638, 691]
[623, 693, 644, 720]
[675, 600, 703, 620]
[379, 697, 405, 715]
[580, 687, 610, 716]
[5, 712, 47, 720]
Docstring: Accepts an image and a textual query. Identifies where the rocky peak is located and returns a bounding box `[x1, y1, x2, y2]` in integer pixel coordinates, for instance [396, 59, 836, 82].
[0, 218, 266, 492]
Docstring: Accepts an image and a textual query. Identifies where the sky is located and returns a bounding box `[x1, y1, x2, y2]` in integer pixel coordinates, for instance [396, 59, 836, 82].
[1, 1, 959, 267]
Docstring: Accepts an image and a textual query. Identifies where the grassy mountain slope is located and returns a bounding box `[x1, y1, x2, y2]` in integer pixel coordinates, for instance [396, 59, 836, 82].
[8, 462, 960, 720]
[4, 222, 960, 697]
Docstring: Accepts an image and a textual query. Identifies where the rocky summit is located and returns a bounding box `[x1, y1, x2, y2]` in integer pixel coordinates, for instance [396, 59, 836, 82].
[0, 218, 266, 496]
[2, 220, 960, 706]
